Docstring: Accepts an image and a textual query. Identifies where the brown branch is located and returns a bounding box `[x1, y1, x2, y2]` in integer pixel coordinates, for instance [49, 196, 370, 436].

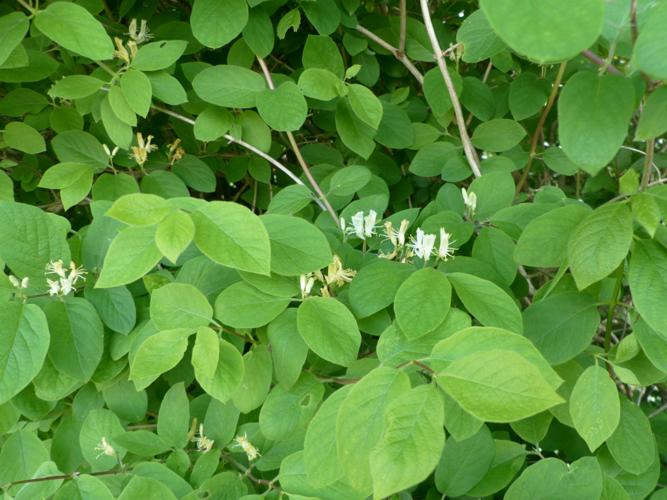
[580, 50, 623, 76]
[515, 61, 568, 195]
[419, 0, 481, 178]
[641, 138, 655, 190]
[398, 0, 407, 57]
[256, 57, 340, 228]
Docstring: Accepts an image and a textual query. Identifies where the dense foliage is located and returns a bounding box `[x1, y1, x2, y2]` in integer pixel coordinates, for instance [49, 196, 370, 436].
[1, 0, 667, 498]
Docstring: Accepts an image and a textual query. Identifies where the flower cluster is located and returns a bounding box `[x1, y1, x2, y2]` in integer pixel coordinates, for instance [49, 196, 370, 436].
[380, 220, 454, 263]
[45, 259, 86, 297]
[167, 138, 185, 166]
[300, 255, 356, 299]
[94, 437, 116, 459]
[461, 187, 477, 219]
[341, 210, 378, 240]
[114, 19, 151, 64]
[193, 424, 215, 453]
[8, 275, 29, 290]
[130, 132, 159, 169]
[233, 434, 261, 461]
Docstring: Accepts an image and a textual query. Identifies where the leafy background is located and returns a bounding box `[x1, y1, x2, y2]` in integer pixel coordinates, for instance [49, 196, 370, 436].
[0, 0, 666, 498]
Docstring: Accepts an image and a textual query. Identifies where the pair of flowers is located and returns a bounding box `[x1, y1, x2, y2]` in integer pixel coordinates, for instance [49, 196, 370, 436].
[45, 259, 86, 297]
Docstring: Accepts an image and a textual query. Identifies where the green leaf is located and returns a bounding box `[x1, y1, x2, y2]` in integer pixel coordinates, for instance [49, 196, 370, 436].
[151, 283, 212, 330]
[52, 130, 107, 168]
[297, 297, 361, 367]
[336, 366, 411, 493]
[147, 71, 187, 105]
[194, 106, 233, 142]
[569, 365, 620, 451]
[522, 291, 600, 364]
[33, 2, 114, 60]
[243, 9, 274, 58]
[301, 0, 340, 35]
[509, 72, 549, 121]
[131, 40, 187, 72]
[480, 0, 605, 63]
[100, 96, 132, 149]
[456, 10, 505, 63]
[39, 162, 93, 189]
[0, 303, 49, 405]
[629, 239, 667, 337]
[0, 429, 49, 488]
[514, 204, 591, 267]
[505, 457, 603, 500]
[118, 476, 177, 500]
[607, 397, 657, 474]
[437, 349, 563, 422]
[298, 68, 342, 101]
[155, 210, 194, 264]
[328, 165, 371, 196]
[84, 285, 136, 335]
[106, 193, 172, 226]
[303, 35, 344, 78]
[423, 67, 463, 125]
[466, 440, 526, 497]
[471, 119, 526, 152]
[215, 281, 290, 328]
[120, 69, 152, 118]
[193, 65, 266, 108]
[54, 474, 114, 500]
[50, 75, 105, 100]
[568, 203, 632, 289]
[267, 309, 309, 389]
[231, 345, 272, 413]
[347, 84, 383, 130]
[192, 327, 244, 403]
[469, 171, 515, 219]
[447, 272, 523, 333]
[191, 201, 271, 275]
[631, 193, 660, 237]
[636, 87, 667, 141]
[0, 13, 29, 67]
[277, 8, 300, 39]
[634, 319, 667, 372]
[435, 425, 495, 497]
[108, 85, 137, 126]
[44, 297, 104, 381]
[130, 329, 192, 383]
[370, 385, 444, 498]
[96, 225, 162, 288]
[631, 2, 667, 81]
[335, 98, 376, 159]
[558, 72, 635, 174]
[79, 409, 126, 471]
[190, 0, 248, 49]
[394, 268, 451, 339]
[261, 214, 332, 276]
[157, 382, 190, 448]
[256, 81, 308, 132]
[4, 121, 45, 154]
[409, 142, 457, 177]
[429, 326, 563, 390]
[111, 431, 170, 457]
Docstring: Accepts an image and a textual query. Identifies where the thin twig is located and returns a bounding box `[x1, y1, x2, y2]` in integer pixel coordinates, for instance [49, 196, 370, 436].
[580, 50, 623, 76]
[355, 24, 424, 84]
[641, 138, 655, 190]
[515, 62, 567, 195]
[150, 104, 326, 211]
[4, 468, 129, 489]
[256, 57, 340, 227]
[398, 0, 407, 57]
[649, 402, 667, 418]
[419, 0, 481, 178]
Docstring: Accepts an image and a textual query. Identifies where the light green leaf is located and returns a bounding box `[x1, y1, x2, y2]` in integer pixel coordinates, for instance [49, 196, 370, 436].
[39, 162, 93, 189]
[409, 142, 457, 177]
[215, 281, 290, 328]
[193, 327, 244, 403]
[33, 2, 114, 60]
[522, 291, 600, 364]
[120, 69, 152, 118]
[302, 35, 344, 78]
[469, 171, 515, 219]
[277, 8, 300, 39]
[423, 67, 463, 125]
[466, 440, 526, 497]
[297, 297, 360, 367]
[447, 272, 523, 333]
[631, 192, 660, 237]
[118, 476, 177, 500]
[631, 2, 667, 81]
[328, 165, 371, 196]
[370, 385, 445, 499]
[4, 121, 45, 154]
[335, 98, 376, 159]
[100, 96, 132, 149]
[194, 106, 233, 142]
[79, 409, 126, 471]
[192, 201, 271, 275]
[607, 397, 657, 474]
[298, 68, 342, 101]
[157, 382, 190, 448]
[190, 0, 248, 49]
[437, 349, 563, 422]
[629, 239, 667, 337]
[231, 345, 272, 413]
[44, 297, 103, 381]
[256, 81, 308, 132]
[636, 87, 667, 141]
[131, 40, 188, 71]
[267, 309, 309, 389]
[96, 225, 162, 288]
[347, 84, 383, 130]
[456, 10, 505, 63]
[151, 283, 212, 330]
[568, 203, 632, 289]
[130, 328, 192, 382]
[261, 214, 332, 276]
[147, 71, 188, 105]
[558, 72, 635, 174]
[509, 72, 549, 121]
[0, 429, 49, 488]
[106, 193, 173, 226]
[243, 9, 274, 58]
[471, 119, 526, 152]
[50, 75, 105, 100]
[336, 366, 411, 494]
[155, 210, 195, 264]
[569, 365, 620, 451]
[108, 85, 137, 126]
[480, 0, 605, 63]
[394, 268, 451, 339]
[0, 303, 49, 405]
[0, 13, 29, 66]
[193, 65, 266, 108]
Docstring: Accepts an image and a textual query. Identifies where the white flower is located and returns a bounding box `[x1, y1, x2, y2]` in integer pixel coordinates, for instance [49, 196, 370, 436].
[350, 211, 365, 239]
[396, 219, 409, 246]
[47, 278, 61, 297]
[437, 228, 454, 260]
[94, 437, 116, 459]
[193, 424, 214, 453]
[128, 19, 152, 44]
[300, 273, 316, 299]
[68, 261, 87, 284]
[102, 144, 119, 160]
[20, 277, 29, 289]
[346, 210, 378, 240]
[325, 255, 356, 287]
[233, 434, 261, 461]
[45, 259, 67, 278]
[45, 260, 86, 297]
[409, 228, 437, 261]
[59, 277, 73, 296]
[363, 210, 377, 238]
[461, 187, 477, 215]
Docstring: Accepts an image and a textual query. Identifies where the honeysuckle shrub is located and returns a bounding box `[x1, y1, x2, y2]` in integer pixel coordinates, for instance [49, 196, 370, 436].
[1, 0, 667, 498]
